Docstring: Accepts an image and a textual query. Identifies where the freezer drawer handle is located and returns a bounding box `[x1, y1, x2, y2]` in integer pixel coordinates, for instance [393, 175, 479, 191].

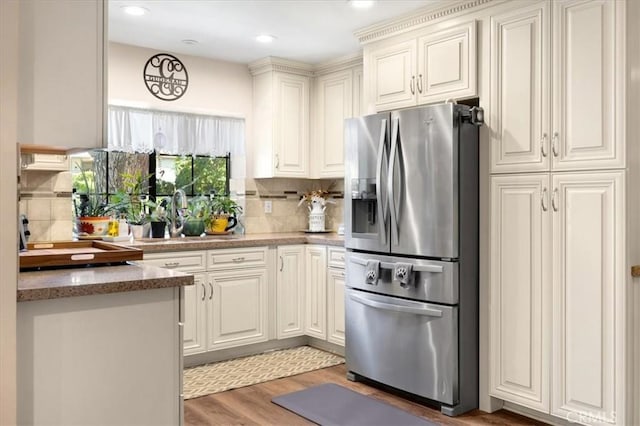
[349, 293, 443, 317]
[350, 257, 444, 273]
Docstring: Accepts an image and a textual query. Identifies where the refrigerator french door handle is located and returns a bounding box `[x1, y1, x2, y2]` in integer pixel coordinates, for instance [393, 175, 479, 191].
[349, 292, 443, 318]
[350, 257, 444, 273]
[388, 118, 400, 246]
[375, 119, 389, 245]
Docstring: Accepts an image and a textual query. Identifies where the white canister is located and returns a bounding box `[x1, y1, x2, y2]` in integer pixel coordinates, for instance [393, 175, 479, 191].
[308, 212, 325, 232]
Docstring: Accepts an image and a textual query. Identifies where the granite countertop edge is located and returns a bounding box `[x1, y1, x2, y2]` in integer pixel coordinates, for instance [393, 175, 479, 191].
[18, 263, 194, 302]
[129, 232, 345, 253]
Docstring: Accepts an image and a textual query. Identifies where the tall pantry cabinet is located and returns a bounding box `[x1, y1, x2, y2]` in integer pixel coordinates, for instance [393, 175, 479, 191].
[488, 1, 627, 425]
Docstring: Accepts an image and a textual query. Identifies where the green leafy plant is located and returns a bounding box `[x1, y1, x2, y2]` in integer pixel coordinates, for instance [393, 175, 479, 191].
[203, 195, 242, 229]
[107, 171, 155, 225]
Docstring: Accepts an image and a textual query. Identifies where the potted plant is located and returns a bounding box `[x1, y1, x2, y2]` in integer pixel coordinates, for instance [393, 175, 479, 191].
[149, 200, 169, 238]
[182, 195, 209, 236]
[204, 195, 242, 234]
[107, 171, 155, 239]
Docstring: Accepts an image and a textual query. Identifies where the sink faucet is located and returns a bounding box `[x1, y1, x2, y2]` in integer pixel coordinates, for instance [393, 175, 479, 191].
[170, 189, 188, 237]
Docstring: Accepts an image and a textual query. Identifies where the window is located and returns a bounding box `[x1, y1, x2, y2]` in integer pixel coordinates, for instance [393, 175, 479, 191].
[71, 150, 230, 207]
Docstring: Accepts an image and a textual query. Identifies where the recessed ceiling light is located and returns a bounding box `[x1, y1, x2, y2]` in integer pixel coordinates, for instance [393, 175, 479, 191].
[350, 0, 374, 8]
[256, 34, 276, 43]
[182, 39, 199, 45]
[121, 5, 149, 16]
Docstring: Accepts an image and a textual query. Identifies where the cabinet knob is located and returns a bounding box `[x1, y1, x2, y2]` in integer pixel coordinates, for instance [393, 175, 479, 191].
[165, 261, 179, 267]
[540, 133, 548, 157]
[279, 255, 284, 272]
[208, 282, 213, 300]
[541, 187, 548, 212]
[275, 154, 280, 169]
[417, 74, 423, 94]
[232, 257, 245, 263]
[552, 188, 559, 212]
[410, 75, 416, 95]
[201, 283, 206, 301]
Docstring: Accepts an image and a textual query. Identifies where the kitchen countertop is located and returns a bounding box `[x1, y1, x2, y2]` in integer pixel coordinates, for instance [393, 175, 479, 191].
[127, 231, 345, 253]
[18, 263, 193, 302]
[17, 232, 343, 302]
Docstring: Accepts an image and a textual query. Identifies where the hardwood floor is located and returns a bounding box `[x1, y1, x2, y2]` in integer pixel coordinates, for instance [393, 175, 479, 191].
[184, 364, 547, 425]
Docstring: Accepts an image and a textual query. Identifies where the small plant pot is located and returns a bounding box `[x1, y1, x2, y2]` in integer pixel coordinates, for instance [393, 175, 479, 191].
[130, 223, 150, 240]
[150, 221, 166, 238]
[183, 219, 205, 237]
[206, 215, 237, 234]
[77, 216, 110, 237]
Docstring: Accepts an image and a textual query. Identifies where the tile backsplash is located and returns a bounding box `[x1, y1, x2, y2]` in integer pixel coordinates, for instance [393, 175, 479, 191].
[238, 178, 344, 234]
[21, 169, 344, 239]
[20, 170, 74, 242]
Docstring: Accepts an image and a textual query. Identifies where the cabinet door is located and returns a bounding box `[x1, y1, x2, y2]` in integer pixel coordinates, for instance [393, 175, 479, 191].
[183, 273, 207, 355]
[551, 171, 624, 424]
[313, 70, 353, 178]
[489, 174, 551, 412]
[274, 73, 309, 177]
[368, 40, 416, 111]
[327, 267, 345, 346]
[18, 0, 104, 149]
[490, 4, 550, 173]
[417, 21, 477, 105]
[551, 0, 623, 171]
[304, 246, 327, 339]
[207, 268, 269, 351]
[276, 245, 305, 339]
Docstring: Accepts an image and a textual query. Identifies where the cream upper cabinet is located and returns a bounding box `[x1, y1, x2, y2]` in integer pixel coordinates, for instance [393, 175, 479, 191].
[366, 21, 477, 112]
[304, 246, 327, 339]
[490, 2, 550, 173]
[18, 0, 104, 149]
[491, 0, 623, 173]
[489, 174, 551, 412]
[368, 40, 417, 110]
[551, 0, 623, 171]
[312, 70, 353, 178]
[416, 21, 477, 105]
[551, 171, 625, 425]
[276, 245, 305, 339]
[250, 58, 311, 178]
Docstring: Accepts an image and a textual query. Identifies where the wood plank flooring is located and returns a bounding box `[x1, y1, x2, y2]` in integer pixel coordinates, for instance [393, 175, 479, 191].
[184, 364, 547, 425]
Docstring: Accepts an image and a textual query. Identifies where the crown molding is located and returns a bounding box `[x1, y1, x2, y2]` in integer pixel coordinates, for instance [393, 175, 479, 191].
[354, 0, 497, 44]
[248, 57, 315, 77]
[313, 53, 363, 76]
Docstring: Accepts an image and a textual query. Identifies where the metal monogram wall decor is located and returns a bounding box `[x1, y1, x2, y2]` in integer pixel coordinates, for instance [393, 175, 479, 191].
[143, 53, 189, 101]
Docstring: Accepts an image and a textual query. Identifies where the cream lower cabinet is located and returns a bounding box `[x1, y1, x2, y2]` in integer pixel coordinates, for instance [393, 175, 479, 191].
[304, 246, 327, 339]
[141, 250, 208, 356]
[207, 267, 269, 351]
[304, 245, 346, 346]
[143, 247, 269, 354]
[276, 245, 305, 339]
[327, 247, 346, 346]
[490, 171, 626, 425]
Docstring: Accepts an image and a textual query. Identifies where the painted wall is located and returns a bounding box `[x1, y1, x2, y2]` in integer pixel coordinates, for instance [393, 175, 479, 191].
[108, 42, 254, 179]
[0, 0, 18, 423]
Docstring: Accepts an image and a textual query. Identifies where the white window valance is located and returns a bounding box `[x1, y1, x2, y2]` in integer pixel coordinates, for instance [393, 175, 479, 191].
[107, 105, 245, 157]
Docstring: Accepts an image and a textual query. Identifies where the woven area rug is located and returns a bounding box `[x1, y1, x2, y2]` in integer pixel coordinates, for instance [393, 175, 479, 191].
[183, 346, 344, 400]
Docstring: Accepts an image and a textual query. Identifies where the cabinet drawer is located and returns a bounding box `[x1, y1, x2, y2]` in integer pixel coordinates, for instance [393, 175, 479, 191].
[207, 247, 268, 270]
[142, 251, 206, 272]
[328, 247, 346, 269]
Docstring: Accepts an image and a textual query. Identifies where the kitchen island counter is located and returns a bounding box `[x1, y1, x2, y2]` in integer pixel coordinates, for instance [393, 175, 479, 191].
[128, 231, 345, 253]
[18, 263, 193, 302]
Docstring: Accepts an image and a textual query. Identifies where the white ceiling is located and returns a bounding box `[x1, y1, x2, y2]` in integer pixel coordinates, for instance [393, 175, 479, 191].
[108, 0, 440, 64]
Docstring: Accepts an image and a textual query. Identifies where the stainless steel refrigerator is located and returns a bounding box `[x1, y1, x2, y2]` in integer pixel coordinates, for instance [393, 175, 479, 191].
[344, 102, 482, 416]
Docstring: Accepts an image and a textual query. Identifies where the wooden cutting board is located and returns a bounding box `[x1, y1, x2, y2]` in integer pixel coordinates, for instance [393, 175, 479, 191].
[20, 240, 142, 270]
